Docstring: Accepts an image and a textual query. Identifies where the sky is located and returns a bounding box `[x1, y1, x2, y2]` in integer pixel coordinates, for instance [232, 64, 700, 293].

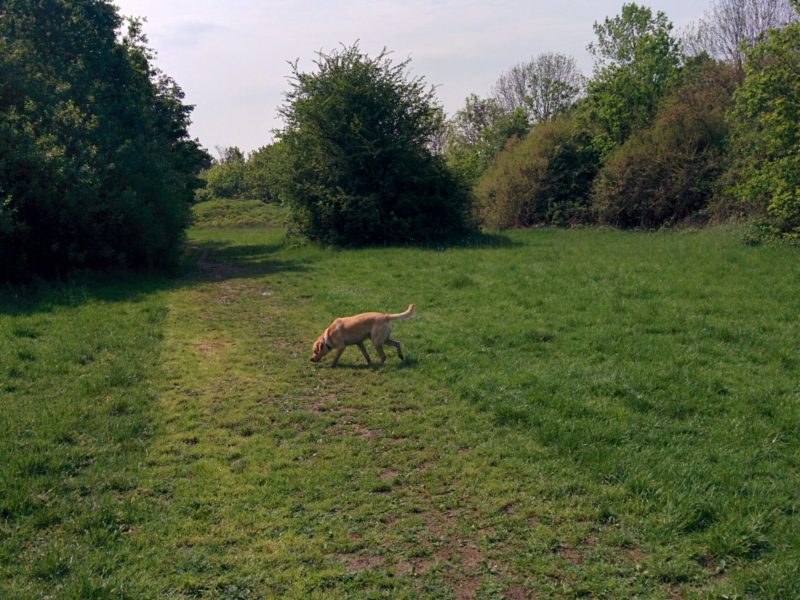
[112, 1, 711, 156]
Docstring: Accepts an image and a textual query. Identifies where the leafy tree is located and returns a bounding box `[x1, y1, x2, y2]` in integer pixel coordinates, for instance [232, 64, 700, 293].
[493, 52, 585, 123]
[244, 142, 284, 203]
[449, 95, 505, 148]
[727, 2, 800, 235]
[593, 58, 739, 227]
[582, 3, 683, 157]
[274, 43, 472, 245]
[0, 0, 209, 280]
[443, 94, 529, 185]
[194, 143, 285, 203]
[196, 146, 248, 201]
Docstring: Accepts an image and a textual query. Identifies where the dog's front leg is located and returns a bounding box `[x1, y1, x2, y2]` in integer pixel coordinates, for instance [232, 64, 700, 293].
[330, 347, 345, 367]
[356, 342, 372, 365]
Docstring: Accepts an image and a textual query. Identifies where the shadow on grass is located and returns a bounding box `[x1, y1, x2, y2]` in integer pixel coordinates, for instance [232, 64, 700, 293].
[0, 239, 311, 316]
[321, 356, 418, 370]
[437, 231, 520, 249]
[183, 239, 310, 284]
[1, 230, 517, 316]
[395, 356, 420, 369]
[319, 362, 375, 370]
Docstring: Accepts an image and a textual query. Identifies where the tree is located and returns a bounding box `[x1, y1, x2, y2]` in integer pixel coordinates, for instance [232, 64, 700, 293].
[274, 43, 472, 245]
[196, 146, 248, 200]
[683, 0, 797, 74]
[0, 1, 209, 280]
[727, 2, 800, 235]
[493, 53, 584, 123]
[581, 3, 683, 157]
[443, 94, 528, 185]
[244, 142, 284, 203]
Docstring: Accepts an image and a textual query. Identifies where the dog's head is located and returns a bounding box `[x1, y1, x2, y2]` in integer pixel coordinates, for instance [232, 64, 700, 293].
[311, 335, 332, 362]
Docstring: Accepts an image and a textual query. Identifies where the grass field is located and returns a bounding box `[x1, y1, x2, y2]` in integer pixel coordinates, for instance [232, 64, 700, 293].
[2, 205, 799, 598]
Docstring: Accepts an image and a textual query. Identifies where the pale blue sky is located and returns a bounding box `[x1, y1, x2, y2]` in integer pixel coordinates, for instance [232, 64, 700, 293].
[113, 1, 710, 154]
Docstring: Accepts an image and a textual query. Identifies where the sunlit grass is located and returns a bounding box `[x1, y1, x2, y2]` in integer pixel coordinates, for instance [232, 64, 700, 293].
[191, 198, 288, 229]
[2, 216, 798, 598]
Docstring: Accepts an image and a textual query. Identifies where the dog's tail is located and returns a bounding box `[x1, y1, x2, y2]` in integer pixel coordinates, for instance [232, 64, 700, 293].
[387, 304, 415, 320]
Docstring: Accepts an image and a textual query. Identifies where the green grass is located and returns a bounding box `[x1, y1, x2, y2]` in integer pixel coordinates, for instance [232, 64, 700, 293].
[191, 198, 288, 228]
[2, 216, 799, 598]
[0, 275, 170, 598]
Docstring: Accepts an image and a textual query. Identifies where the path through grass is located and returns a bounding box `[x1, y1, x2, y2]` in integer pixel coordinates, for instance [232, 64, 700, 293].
[2, 223, 798, 598]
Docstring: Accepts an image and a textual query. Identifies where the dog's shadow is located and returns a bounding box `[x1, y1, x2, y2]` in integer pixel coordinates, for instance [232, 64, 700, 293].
[395, 356, 419, 370]
[327, 363, 373, 370]
[327, 357, 419, 370]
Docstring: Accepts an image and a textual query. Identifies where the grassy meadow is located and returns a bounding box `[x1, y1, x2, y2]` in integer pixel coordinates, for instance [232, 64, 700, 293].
[1, 203, 799, 598]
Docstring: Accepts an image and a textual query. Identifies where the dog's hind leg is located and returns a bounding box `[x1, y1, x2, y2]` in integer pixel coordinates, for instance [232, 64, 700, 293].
[385, 338, 404, 361]
[374, 343, 387, 364]
[356, 342, 372, 365]
[371, 323, 391, 364]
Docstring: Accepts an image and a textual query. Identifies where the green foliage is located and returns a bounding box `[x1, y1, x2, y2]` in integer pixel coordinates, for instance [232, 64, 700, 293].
[475, 115, 599, 228]
[443, 95, 530, 185]
[244, 142, 284, 203]
[582, 3, 683, 156]
[274, 43, 473, 245]
[593, 59, 738, 227]
[0, 1, 209, 280]
[196, 146, 247, 201]
[727, 13, 800, 236]
[195, 143, 284, 204]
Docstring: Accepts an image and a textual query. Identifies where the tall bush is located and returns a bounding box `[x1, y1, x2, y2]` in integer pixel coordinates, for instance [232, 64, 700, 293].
[475, 116, 599, 229]
[0, 1, 209, 280]
[592, 59, 738, 228]
[274, 44, 473, 245]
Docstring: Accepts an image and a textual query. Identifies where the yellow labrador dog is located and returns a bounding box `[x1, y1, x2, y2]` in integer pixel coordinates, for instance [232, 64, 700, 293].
[311, 304, 415, 367]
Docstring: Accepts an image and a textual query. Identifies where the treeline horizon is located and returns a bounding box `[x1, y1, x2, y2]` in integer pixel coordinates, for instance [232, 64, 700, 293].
[206, 0, 799, 240]
[2, 0, 798, 281]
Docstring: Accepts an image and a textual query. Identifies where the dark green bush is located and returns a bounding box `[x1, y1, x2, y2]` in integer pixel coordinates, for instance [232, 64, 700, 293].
[274, 44, 473, 245]
[0, 1, 209, 280]
[592, 59, 738, 228]
[475, 116, 599, 229]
